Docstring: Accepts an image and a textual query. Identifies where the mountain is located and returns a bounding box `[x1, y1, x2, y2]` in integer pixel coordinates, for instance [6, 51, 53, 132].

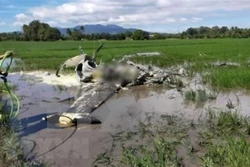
[58, 24, 139, 35]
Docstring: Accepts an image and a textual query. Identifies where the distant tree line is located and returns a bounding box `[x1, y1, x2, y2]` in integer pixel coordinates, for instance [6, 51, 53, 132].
[180, 26, 250, 39]
[0, 31, 23, 41]
[1, 20, 250, 41]
[65, 28, 150, 40]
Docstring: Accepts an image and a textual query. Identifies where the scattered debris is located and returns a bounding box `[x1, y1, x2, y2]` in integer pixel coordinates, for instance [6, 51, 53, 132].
[51, 50, 187, 126]
[210, 61, 241, 67]
[122, 52, 161, 60]
[44, 72, 50, 76]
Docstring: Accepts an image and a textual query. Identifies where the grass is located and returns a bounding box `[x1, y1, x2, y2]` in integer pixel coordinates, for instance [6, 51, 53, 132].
[1, 39, 250, 70]
[201, 110, 250, 167]
[2, 39, 250, 89]
[0, 103, 45, 167]
[0, 125, 46, 167]
[202, 136, 250, 167]
[0, 82, 45, 167]
[203, 67, 250, 90]
[94, 110, 250, 167]
[121, 137, 182, 167]
[2, 39, 250, 166]
[184, 89, 217, 107]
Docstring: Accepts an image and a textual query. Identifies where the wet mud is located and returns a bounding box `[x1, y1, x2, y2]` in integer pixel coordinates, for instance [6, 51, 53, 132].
[6, 71, 250, 167]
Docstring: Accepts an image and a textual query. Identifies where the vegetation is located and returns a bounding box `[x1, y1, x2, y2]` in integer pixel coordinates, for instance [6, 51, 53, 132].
[1, 38, 250, 89]
[2, 20, 250, 41]
[66, 26, 85, 40]
[131, 30, 150, 40]
[0, 20, 149, 41]
[1, 39, 249, 68]
[0, 100, 45, 167]
[0, 125, 45, 167]
[181, 26, 250, 39]
[2, 23, 250, 166]
[0, 79, 44, 166]
[22, 20, 61, 41]
[203, 67, 250, 90]
[184, 89, 217, 107]
[94, 110, 250, 167]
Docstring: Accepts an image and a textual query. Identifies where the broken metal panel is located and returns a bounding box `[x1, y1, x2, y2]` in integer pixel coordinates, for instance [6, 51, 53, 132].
[69, 82, 118, 113]
[59, 82, 118, 124]
[56, 42, 104, 80]
[56, 54, 87, 77]
[76, 59, 97, 82]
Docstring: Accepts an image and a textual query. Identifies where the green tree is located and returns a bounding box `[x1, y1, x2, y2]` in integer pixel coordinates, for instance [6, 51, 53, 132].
[22, 20, 61, 41]
[38, 23, 50, 41]
[152, 33, 165, 40]
[132, 30, 149, 40]
[71, 29, 83, 40]
[125, 31, 133, 38]
[45, 28, 61, 41]
[186, 28, 198, 37]
[79, 26, 85, 32]
[66, 28, 72, 36]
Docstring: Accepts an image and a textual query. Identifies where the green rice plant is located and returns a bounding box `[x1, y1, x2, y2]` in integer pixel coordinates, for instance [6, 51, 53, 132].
[0, 102, 47, 166]
[226, 99, 235, 109]
[196, 89, 207, 103]
[206, 109, 250, 134]
[2, 39, 250, 90]
[121, 137, 183, 167]
[200, 110, 250, 167]
[95, 108, 250, 166]
[184, 89, 196, 102]
[0, 39, 248, 71]
[208, 67, 250, 90]
[184, 89, 217, 107]
[207, 91, 218, 100]
[202, 136, 250, 167]
[217, 111, 248, 131]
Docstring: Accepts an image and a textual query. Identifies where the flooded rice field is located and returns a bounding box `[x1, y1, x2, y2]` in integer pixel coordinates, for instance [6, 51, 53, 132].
[6, 71, 250, 167]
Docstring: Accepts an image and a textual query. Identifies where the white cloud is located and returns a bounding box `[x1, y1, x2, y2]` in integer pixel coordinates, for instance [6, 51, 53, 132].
[165, 18, 176, 23]
[180, 18, 187, 22]
[13, 13, 33, 26]
[47, 21, 58, 27]
[191, 17, 203, 23]
[12, 0, 250, 27]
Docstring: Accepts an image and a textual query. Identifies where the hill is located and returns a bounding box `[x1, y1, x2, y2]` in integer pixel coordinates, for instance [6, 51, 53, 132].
[58, 24, 139, 35]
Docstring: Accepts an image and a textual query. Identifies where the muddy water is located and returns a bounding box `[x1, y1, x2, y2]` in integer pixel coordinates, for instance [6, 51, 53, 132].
[92, 85, 199, 131]
[1, 58, 21, 68]
[6, 72, 250, 167]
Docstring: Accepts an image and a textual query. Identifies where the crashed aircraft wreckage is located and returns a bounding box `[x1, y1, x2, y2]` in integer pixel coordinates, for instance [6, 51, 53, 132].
[45, 43, 186, 127]
[55, 43, 104, 79]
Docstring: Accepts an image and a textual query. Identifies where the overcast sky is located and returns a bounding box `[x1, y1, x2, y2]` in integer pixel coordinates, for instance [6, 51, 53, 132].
[0, 0, 250, 33]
